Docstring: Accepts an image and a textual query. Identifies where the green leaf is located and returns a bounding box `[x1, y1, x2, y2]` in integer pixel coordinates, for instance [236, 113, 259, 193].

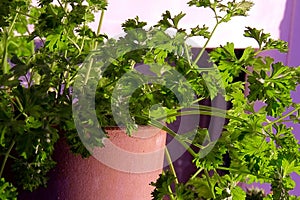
[282, 159, 300, 176]
[149, 105, 166, 120]
[25, 116, 43, 129]
[244, 27, 270, 49]
[0, 178, 18, 200]
[188, 0, 211, 8]
[232, 187, 246, 200]
[239, 47, 255, 64]
[244, 27, 288, 52]
[264, 38, 288, 53]
[232, 1, 254, 16]
[190, 25, 210, 38]
[86, 0, 107, 11]
[122, 16, 147, 32]
[187, 176, 215, 199]
[45, 34, 61, 51]
[155, 11, 186, 30]
[151, 171, 176, 199]
[172, 12, 186, 28]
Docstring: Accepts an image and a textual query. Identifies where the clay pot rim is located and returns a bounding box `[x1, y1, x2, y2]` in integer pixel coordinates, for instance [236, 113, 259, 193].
[103, 125, 166, 140]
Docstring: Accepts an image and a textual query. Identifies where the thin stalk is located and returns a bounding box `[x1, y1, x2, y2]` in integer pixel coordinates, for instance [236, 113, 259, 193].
[94, 9, 106, 49]
[192, 21, 219, 66]
[67, 36, 81, 53]
[191, 167, 203, 179]
[84, 57, 93, 85]
[11, 96, 25, 116]
[189, 104, 228, 113]
[8, 12, 19, 35]
[78, 12, 88, 56]
[1, 11, 19, 73]
[213, 169, 222, 183]
[97, 10, 105, 36]
[83, 7, 106, 86]
[57, 0, 68, 16]
[0, 140, 15, 178]
[165, 147, 179, 184]
[168, 185, 176, 200]
[264, 107, 300, 128]
[155, 107, 249, 125]
[14, 10, 38, 20]
[150, 120, 197, 158]
[217, 166, 268, 179]
[184, 43, 192, 66]
[204, 169, 216, 198]
[156, 109, 226, 122]
[79, 36, 86, 55]
[1, 32, 9, 74]
[0, 153, 17, 160]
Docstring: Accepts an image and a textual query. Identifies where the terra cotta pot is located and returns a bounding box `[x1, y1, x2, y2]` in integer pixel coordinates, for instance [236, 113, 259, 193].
[19, 126, 166, 200]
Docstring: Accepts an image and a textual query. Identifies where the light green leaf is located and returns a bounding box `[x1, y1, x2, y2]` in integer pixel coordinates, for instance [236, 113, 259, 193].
[232, 187, 246, 200]
[282, 159, 300, 176]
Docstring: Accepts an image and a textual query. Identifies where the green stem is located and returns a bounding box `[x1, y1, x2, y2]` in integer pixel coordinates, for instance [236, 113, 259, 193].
[10, 96, 25, 116]
[94, 9, 106, 49]
[0, 153, 17, 160]
[84, 56, 93, 86]
[150, 120, 197, 158]
[83, 7, 106, 86]
[57, 0, 68, 16]
[165, 147, 179, 184]
[192, 21, 219, 66]
[78, 12, 88, 57]
[1, 11, 19, 74]
[217, 166, 268, 180]
[265, 107, 300, 128]
[191, 167, 203, 179]
[168, 185, 176, 200]
[184, 42, 192, 67]
[79, 36, 86, 56]
[8, 12, 19, 35]
[14, 10, 37, 20]
[1, 32, 9, 74]
[204, 169, 216, 198]
[156, 106, 250, 125]
[213, 169, 222, 183]
[0, 140, 15, 178]
[97, 10, 105, 36]
[67, 36, 81, 52]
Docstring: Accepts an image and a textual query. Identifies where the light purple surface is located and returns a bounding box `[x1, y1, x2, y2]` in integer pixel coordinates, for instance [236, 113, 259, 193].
[280, 0, 300, 196]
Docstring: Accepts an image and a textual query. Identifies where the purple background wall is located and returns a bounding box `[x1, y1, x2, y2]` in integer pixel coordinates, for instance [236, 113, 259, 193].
[281, 0, 300, 195]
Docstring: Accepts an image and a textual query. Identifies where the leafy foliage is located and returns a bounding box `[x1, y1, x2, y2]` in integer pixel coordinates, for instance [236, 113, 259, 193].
[150, 1, 300, 200]
[244, 27, 288, 52]
[0, 178, 17, 200]
[0, 0, 107, 197]
[0, 0, 300, 199]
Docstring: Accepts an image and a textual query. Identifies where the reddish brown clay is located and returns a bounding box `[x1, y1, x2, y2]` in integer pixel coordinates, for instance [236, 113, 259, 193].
[19, 126, 166, 200]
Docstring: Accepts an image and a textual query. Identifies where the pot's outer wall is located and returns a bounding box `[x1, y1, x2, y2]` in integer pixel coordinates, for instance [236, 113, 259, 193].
[19, 126, 166, 200]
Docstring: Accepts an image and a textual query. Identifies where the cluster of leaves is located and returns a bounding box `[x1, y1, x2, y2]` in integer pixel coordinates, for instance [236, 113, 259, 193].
[0, 0, 299, 199]
[0, 178, 17, 200]
[188, 0, 254, 22]
[0, 0, 107, 198]
[77, 18, 217, 135]
[150, 1, 300, 200]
